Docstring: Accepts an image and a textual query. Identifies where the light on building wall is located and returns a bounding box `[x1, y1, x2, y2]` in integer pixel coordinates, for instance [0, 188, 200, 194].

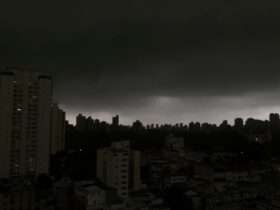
[16, 108, 23, 112]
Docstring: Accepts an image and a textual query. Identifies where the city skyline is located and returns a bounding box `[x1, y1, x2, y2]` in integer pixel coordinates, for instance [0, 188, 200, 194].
[70, 110, 280, 128]
[2, 1, 280, 209]
[66, 107, 280, 126]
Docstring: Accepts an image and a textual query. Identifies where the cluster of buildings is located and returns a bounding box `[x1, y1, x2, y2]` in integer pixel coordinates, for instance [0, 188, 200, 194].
[69, 134, 280, 210]
[139, 136, 280, 210]
[1, 66, 280, 210]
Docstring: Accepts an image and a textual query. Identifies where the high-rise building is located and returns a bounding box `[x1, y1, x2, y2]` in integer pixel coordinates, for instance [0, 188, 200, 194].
[220, 120, 229, 129]
[269, 113, 280, 130]
[0, 67, 52, 178]
[97, 141, 142, 199]
[269, 113, 280, 123]
[234, 118, 244, 130]
[76, 114, 87, 132]
[50, 103, 66, 155]
[112, 115, 119, 126]
[86, 116, 94, 130]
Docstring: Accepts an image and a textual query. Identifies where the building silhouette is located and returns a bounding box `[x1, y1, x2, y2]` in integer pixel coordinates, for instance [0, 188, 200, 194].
[234, 118, 244, 130]
[112, 115, 119, 126]
[0, 67, 52, 178]
[50, 103, 66, 155]
[76, 114, 87, 132]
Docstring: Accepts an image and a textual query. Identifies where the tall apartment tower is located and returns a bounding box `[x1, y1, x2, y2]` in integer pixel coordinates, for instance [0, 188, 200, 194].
[50, 103, 66, 155]
[0, 67, 52, 178]
[97, 141, 142, 199]
[112, 115, 119, 126]
[76, 114, 87, 132]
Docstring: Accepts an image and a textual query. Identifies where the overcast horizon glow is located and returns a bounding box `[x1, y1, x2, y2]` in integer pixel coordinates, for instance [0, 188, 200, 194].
[61, 94, 280, 125]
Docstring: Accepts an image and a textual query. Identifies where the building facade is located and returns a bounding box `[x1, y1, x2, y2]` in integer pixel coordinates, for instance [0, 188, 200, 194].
[97, 141, 142, 199]
[0, 67, 52, 178]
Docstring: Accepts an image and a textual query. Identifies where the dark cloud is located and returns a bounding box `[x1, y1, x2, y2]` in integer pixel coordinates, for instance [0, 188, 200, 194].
[1, 0, 280, 123]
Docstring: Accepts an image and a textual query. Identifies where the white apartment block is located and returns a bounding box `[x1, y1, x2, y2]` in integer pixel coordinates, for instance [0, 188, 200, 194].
[97, 141, 142, 199]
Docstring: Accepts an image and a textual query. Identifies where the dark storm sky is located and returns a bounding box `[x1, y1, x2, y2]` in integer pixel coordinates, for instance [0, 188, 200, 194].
[1, 0, 280, 124]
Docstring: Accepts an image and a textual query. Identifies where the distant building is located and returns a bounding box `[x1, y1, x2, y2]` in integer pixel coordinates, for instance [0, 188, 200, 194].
[234, 118, 244, 130]
[189, 122, 201, 132]
[76, 114, 87, 132]
[269, 113, 280, 123]
[132, 120, 144, 130]
[75, 181, 107, 210]
[86, 116, 94, 130]
[165, 134, 185, 151]
[0, 67, 52, 178]
[219, 120, 229, 129]
[112, 115, 119, 126]
[97, 141, 143, 199]
[75, 180, 126, 210]
[269, 113, 280, 132]
[76, 114, 96, 131]
[50, 104, 66, 155]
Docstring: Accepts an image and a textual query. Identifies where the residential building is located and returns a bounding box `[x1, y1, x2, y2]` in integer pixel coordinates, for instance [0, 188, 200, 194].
[97, 141, 142, 199]
[0, 67, 52, 177]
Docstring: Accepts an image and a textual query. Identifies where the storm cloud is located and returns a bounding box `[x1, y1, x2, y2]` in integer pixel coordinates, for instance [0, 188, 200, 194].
[1, 0, 280, 124]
